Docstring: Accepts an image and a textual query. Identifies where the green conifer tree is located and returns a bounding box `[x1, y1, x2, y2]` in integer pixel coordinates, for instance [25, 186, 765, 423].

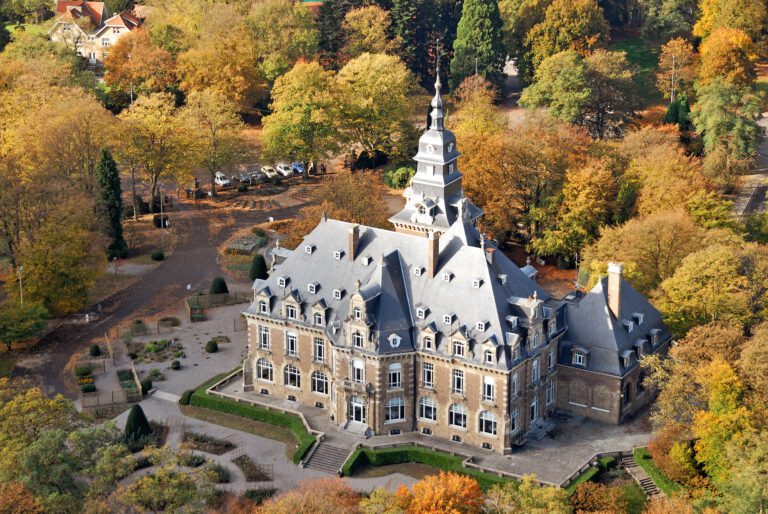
[124, 404, 152, 441]
[664, 100, 680, 125]
[317, 0, 364, 68]
[210, 277, 229, 295]
[391, 0, 424, 73]
[677, 94, 691, 131]
[249, 254, 269, 281]
[450, 0, 506, 92]
[96, 149, 128, 259]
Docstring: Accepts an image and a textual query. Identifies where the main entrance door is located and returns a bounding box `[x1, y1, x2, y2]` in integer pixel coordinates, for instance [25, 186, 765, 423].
[349, 395, 366, 423]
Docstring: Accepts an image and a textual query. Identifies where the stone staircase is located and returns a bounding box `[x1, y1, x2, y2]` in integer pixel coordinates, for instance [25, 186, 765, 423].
[304, 443, 350, 474]
[622, 455, 661, 498]
[342, 420, 371, 438]
[525, 419, 556, 440]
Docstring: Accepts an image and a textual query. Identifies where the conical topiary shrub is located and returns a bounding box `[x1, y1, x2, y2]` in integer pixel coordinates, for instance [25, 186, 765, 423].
[249, 254, 268, 281]
[210, 277, 229, 295]
[125, 404, 152, 441]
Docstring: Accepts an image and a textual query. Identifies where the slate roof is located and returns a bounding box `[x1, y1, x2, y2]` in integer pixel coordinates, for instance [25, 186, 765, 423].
[246, 217, 550, 371]
[559, 277, 671, 377]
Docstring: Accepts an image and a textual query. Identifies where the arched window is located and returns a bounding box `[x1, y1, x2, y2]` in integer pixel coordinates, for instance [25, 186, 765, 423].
[353, 307, 362, 321]
[479, 410, 497, 435]
[259, 300, 268, 314]
[256, 358, 272, 382]
[352, 358, 365, 383]
[353, 331, 364, 348]
[388, 363, 402, 389]
[418, 397, 437, 421]
[284, 364, 300, 388]
[311, 371, 328, 395]
[448, 404, 467, 428]
[385, 397, 405, 422]
[314, 312, 324, 326]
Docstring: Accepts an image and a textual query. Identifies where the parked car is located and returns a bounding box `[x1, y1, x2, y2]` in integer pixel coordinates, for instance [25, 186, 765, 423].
[248, 171, 266, 184]
[261, 166, 278, 179]
[232, 172, 252, 184]
[276, 163, 293, 177]
[214, 172, 231, 187]
[291, 162, 305, 175]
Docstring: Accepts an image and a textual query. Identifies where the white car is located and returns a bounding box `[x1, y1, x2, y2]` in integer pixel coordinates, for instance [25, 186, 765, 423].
[276, 163, 293, 177]
[214, 172, 231, 187]
[261, 166, 278, 179]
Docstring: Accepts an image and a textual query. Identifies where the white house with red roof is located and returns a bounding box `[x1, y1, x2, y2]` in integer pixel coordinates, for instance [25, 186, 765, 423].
[48, 0, 140, 65]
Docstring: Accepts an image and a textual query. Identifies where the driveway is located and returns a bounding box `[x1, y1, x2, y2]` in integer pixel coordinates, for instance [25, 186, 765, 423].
[732, 114, 768, 218]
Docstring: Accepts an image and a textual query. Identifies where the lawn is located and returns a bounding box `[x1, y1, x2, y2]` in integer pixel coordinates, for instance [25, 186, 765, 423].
[4, 23, 47, 36]
[608, 35, 662, 106]
[633, 447, 682, 495]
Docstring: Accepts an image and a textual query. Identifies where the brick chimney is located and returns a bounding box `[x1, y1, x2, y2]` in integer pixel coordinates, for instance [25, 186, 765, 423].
[428, 231, 439, 278]
[607, 262, 623, 319]
[348, 224, 359, 262]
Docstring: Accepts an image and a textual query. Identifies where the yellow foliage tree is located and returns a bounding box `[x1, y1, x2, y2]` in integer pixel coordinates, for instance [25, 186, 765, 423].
[396, 471, 484, 514]
[258, 477, 362, 513]
[697, 28, 758, 87]
[342, 6, 402, 60]
[693, 0, 767, 41]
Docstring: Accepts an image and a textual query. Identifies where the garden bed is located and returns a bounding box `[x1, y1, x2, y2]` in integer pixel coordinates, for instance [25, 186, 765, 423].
[127, 338, 185, 363]
[232, 454, 272, 482]
[75, 364, 96, 394]
[183, 432, 235, 455]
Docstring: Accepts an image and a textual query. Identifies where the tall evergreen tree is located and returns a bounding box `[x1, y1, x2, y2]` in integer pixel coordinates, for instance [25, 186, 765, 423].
[95, 149, 128, 259]
[391, 0, 424, 73]
[317, 0, 365, 68]
[450, 0, 506, 92]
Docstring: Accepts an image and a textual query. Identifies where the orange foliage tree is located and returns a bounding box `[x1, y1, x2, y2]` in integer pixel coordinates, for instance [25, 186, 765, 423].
[0, 482, 43, 514]
[396, 471, 484, 514]
[570, 481, 628, 513]
[257, 477, 362, 514]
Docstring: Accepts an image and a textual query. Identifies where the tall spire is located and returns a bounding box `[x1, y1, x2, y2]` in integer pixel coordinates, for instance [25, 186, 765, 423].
[430, 39, 445, 131]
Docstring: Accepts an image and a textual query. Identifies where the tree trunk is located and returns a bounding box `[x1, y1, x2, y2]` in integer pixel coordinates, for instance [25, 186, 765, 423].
[210, 171, 217, 197]
[131, 167, 139, 221]
[149, 176, 158, 214]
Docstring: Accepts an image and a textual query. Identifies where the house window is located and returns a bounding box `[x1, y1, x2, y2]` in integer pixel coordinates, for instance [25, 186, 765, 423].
[532, 358, 540, 384]
[112, 27, 119, 33]
[259, 300, 269, 314]
[284, 364, 300, 388]
[472, 278, 481, 288]
[258, 326, 270, 350]
[530, 398, 538, 421]
[548, 349, 555, 370]
[385, 397, 405, 422]
[453, 341, 465, 357]
[101, 38, 110, 47]
[277, 277, 287, 287]
[442, 272, 451, 282]
[414, 267, 423, 277]
[256, 359, 272, 382]
[443, 314, 452, 325]
[546, 380, 555, 405]
[352, 359, 364, 383]
[448, 404, 467, 428]
[419, 397, 437, 421]
[530, 333, 538, 348]
[333, 250, 342, 260]
[633, 312, 644, 325]
[416, 308, 426, 319]
[573, 352, 585, 366]
[418, 205, 427, 215]
[314, 312, 324, 326]
[422, 362, 434, 388]
[485, 350, 494, 364]
[423, 336, 433, 350]
[286, 333, 298, 357]
[549, 317, 557, 335]
[333, 289, 342, 300]
[304, 244, 314, 254]
[311, 371, 328, 395]
[479, 411, 497, 435]
[452, 369, 464, 394]
[286, 304, 297, 319]
[512, 373, 519, 398]
[510, 409, 519, 433]
[314, 337, 325, 363]
[307, 283, 317, 294]
[482, 377, 495, 402]
[388, 363, 402, 389]
[476, 321, 487, 331]
[354, 307, 362, 321]
[353, 332, 364, 348]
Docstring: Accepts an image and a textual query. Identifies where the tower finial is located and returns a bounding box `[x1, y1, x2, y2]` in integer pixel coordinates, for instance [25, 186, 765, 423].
[430, 38, 445, 131]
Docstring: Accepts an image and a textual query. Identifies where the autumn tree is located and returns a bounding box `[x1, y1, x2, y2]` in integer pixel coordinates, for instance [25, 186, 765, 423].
[258, 477, 362, 513]
[247, 0, 319, 82]
[95, 149, 128, 259]
[656, 37, 695, 101]
[335, 53, 416, 159]
[639, 0, 698, 40]
[697, 27, 758, 87]
[738, 322, 768, 422]
[693, 0, 767, 41]
[571, 481, 629, 513]
[117, 92, 188, 211]
[262, 61, 338, 177]
[451, 74, 505, 138]
[0, 482, 42, 514]
[449, 0, 506, 91]
[182, 90, 251, 195]
[716, 430, 768, 513]
[342, 5, 401, 60]
[104, 29, 177, 95]
[0, 302, 48, 351]
[498, 0, 549, 85]
[317, 0, 365, 68]
[360, 487, 406, 514]
[486, 475, 570, 514]
[526, 0, 609, 70]
[396, 471, 484, 514]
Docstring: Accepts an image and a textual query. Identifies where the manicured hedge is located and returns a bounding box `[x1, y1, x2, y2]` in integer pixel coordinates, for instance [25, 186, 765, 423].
[188, 369, 315, 464]
[633, 447, 681, 495]
[341, 446, 510, 491]
[564, 466, 600, 495]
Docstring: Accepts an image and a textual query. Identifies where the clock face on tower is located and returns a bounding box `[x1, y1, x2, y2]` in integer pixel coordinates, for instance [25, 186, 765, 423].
[426, 144, 435, 154]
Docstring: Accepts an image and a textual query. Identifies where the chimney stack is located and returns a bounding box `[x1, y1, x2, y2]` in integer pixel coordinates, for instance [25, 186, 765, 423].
[348, 225, 359, 262]
[607, 262, 623, 319]
[428, 231, 439, 278]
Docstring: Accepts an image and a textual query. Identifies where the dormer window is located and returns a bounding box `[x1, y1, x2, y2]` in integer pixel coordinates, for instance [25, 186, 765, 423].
[259, 300, 269, 314]
[353, 332, 364, 348]
[472, 278, 482, 288]
[416, 308, 426, 319]
[423, 336, 433, 350]
[418, 205, 427, 215]
[333, 289, 343, 300]
[362, 256, 372, 265]
[333, 250, 343, 260]
[388, 334, 402, 348]
[572, 352, 586, 366]
[622, 320, 634, 333]
[442, 272, 452, 282]
[633, 312, 644, 325]
[277, 276, 287, 287]
[414, 267, 424, 277]
[354, 307, 362, 321]
[530, 333, 539, 348]
[485, 350, 493, 364]
[549, 318, 557, 335]
[497, 274, 507, 285]
[307, 283, 318, 294]
[314, 312, 324, 326]
[443, 314, 453, 325]
[624, 355, 632, 368]
[452, 341, 465, 357]
[650, 329, 661, 346]
[304, 244, 315, 254]
[285, 304, 297, 320]
[476, 321, 487, 332]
